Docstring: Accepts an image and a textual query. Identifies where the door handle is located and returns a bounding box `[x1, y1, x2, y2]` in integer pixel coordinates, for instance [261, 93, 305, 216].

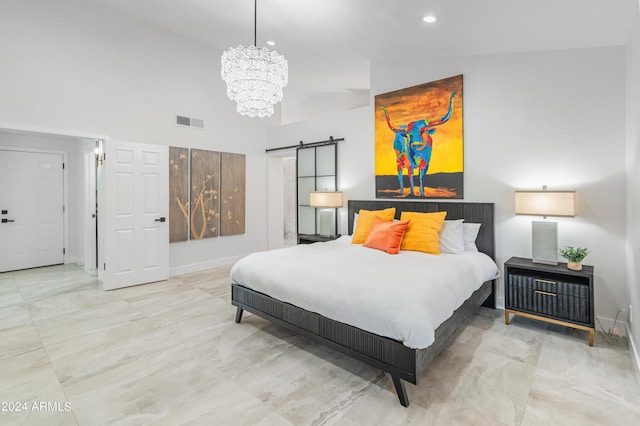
[1, 218, 15, 223]
[154, 217, 166, 223]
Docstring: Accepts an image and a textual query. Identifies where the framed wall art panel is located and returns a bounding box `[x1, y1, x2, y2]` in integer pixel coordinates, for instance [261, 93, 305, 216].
[220, 152, 246, 236]
[169, 147, 189, 242]
[190, 149, 220, 240]
[374, 74, 464, 199]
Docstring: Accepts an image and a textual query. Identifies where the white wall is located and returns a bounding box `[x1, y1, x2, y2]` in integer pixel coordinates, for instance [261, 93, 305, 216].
[267, 156, 285, 249]
[268, 46, 629, 330]
[626, 5, 640, 368]
[0, 0, 270, 274]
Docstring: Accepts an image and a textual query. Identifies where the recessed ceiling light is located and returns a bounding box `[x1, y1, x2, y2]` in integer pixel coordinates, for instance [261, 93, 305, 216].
[266, 40, 276, 46]
[423, 15, 439, 24]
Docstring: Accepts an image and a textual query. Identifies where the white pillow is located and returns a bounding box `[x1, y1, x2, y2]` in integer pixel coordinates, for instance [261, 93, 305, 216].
[463, 223, 481, 252]
[351, 213, 358, 235]
[439, 219, 465, 254]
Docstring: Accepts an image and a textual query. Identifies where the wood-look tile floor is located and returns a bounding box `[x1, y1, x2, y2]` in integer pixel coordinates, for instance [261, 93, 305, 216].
[1, 264, 639, 425]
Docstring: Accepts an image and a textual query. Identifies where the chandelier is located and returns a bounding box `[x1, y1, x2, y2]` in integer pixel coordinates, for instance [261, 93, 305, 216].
[221, 0, 288, 118]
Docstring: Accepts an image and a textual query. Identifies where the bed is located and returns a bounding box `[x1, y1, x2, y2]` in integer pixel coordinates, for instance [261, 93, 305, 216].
[231, 200, 497, 407]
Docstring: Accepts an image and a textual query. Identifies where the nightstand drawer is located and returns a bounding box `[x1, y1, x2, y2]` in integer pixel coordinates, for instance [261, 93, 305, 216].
[507, 272, 591, 324]
[504, 257, 595, 345]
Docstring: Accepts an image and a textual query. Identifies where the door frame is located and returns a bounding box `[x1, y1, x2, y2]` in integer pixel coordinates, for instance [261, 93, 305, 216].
[0, 145, 69, 265]
[84, 150, 97, 271]
[266, 148, 296, 250]
[0, 122, 110, 270]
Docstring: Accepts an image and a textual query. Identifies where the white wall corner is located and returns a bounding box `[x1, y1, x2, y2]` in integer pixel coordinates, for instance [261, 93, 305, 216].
[595, 315, 629, 337]
[67, 256, 84, 266]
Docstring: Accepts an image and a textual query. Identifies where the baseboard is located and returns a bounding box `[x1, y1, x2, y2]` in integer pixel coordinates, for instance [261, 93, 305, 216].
[170, 254, 246, 277]
[628, 323, 640, 382]
[66, 256, 83, 266]
[595, 315, 629, 337]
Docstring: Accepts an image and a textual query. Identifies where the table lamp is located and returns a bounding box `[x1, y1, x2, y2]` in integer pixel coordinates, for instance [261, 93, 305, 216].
[515, 188, 576, 264]
[310, 191, 343, 237]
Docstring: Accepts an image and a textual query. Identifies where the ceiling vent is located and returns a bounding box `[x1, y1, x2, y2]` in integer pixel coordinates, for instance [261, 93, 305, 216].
[176, 115, 204, 129]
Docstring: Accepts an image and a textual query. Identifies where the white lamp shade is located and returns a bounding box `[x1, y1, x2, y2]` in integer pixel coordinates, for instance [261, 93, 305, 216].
[309, 191, 343, 208]
[515, 191, 576, 217]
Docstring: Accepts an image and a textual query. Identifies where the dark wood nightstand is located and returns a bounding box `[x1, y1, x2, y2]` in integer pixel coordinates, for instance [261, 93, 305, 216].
[297, 234, 340, 244]
[504, 256, 595, 346]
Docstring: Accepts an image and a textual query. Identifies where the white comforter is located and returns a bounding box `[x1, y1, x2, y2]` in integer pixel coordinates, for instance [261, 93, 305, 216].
[230, 236, 499, 349]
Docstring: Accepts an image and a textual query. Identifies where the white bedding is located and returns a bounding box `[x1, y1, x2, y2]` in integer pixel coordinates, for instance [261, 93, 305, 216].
[230, 236, 499, 349]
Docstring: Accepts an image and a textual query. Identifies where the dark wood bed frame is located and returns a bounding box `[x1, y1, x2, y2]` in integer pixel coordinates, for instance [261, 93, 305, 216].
[231, 200, 495, 407]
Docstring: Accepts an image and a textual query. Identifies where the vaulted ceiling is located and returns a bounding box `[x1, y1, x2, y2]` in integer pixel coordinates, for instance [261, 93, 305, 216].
[88, 0, 637, 122]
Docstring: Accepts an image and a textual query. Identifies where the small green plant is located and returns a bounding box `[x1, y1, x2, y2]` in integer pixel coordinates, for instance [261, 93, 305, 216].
[559, 246, 589, 262]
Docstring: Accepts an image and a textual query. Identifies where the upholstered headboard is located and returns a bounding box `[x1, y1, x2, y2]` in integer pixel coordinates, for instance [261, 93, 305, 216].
[347, 200, 495, 261]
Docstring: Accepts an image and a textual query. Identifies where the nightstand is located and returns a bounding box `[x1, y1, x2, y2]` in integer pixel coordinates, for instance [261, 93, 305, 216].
[504, 256, 595, 345]
[297, 234, 340, 244]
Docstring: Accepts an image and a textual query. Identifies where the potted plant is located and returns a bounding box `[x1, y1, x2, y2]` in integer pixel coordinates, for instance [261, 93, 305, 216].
[559, 246, 589, 271]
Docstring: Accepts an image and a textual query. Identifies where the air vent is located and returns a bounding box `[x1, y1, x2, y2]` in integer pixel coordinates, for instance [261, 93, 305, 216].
[176, 115, 190, 126]
[176, 115, 204, 130]
[190, 118, 204, 129]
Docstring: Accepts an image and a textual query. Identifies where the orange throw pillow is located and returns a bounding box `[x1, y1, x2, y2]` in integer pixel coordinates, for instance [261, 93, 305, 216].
[351, 207, 396, 244]
[363, 216, 410, 255]
[399, 211, 447, 254]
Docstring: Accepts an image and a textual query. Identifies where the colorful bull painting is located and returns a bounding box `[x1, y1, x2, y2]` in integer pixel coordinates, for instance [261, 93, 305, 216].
[374, 75, 464, 199]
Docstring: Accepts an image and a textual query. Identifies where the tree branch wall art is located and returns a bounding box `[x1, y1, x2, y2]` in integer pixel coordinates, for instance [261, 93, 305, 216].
[169, 147, 189, 242]
[190, 149, 220, 240]
[169, 147, 246, 242]
[220, 152, 246, 236]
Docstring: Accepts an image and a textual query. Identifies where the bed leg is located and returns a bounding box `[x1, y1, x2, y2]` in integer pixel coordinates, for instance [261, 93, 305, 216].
[391, 374, 410, 407]
[235, 307, 244, 323]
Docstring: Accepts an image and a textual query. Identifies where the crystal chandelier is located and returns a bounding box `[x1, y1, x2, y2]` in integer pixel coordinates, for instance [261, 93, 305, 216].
[221, 0, 288, 118]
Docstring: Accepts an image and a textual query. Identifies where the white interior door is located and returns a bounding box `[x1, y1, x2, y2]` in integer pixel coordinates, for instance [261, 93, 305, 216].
[0, 150, 64, 272]
[102, 141, 169, 290]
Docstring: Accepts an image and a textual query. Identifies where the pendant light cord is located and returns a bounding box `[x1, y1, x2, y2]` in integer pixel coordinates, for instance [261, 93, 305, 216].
[253, 0, 257, 47]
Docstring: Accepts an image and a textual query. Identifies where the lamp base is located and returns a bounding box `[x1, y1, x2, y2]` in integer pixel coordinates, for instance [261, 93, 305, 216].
[532, 259, 558, 265]
[318, 209, 333, 238]
[532, 221, 558, 265]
